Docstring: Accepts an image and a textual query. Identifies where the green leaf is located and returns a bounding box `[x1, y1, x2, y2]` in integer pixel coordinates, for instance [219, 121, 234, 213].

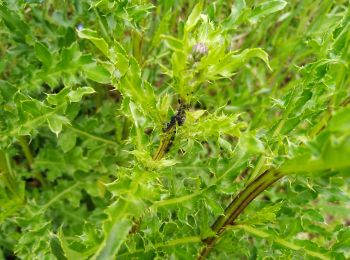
[332, 228, 350, 256]
[280, 107, 350, 174]
[57, 42, 85, 71]
[180, 111, 245, 144]
[57, 229, 87, 259]
[242, 48, 272, 71]
[58, 131, 77, 153]
[46, 88, 71, 105]
[83, 63, 111, 84]
[185, 2, 203, 32]
[304, 209, 324, 223]
[35, 42, 52, 68]
[238, 133, 265, 154]
[242, 202, 283, 225]
[114, 52, 129, 78]
[0, 5, 31, 42]
[328, 107, 350, 132]
[47, 115, 69, 136]
[218, 137, 232, 152]
[68, 87, 95, 102]
[222, 0, 248, 29]
[93, 219, 132, 260]
[161, 35, 183, 50]
[50, 235, 67, 260]
[21, 100, 43, 117]
[205, 48, 271, 80]
[77, 28, 109, 58]
[249, 0, 287, 24]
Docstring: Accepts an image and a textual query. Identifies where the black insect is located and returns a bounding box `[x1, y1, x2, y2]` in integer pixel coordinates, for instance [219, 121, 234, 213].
[158, 102, 189, 156]
[163, 115, 177, 132]
[163, 103, 188, 133]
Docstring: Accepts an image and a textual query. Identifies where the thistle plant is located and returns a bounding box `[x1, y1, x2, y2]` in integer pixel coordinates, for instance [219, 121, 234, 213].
[0, 1, 350, 259]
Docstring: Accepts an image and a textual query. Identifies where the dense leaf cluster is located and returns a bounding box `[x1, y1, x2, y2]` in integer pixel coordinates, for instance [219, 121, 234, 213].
[0, 0, 349, 259]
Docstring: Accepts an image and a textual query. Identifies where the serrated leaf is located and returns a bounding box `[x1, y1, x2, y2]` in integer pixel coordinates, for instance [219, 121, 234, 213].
[58, 131, 76, 152]
[281, 107, 350, 174]
[243, 48, 272, 70]
[242, 202, 283, 225]
[57, 229, 87, 259]
[68, 87, 95, 102]
[185, 3, 202, 32]
[303, 209, 324, 223]
[84, 63, 111, 84]
[50, 235, 67, 260]
[77, 28, 109, 58]
[218, 137, 232, 152]
[249, 0, 287, 24]
[35, 42, 52, 67]
[181, 111, 244, 142]
[46, 88, 70, 105]
[332, 228, 350, 256]
[47, 115, 69, 136]
[161, 35, 183, 50]
[93, 219, 132, 260]
[57, 42, 84, 70]
[328, 106, 350, 132]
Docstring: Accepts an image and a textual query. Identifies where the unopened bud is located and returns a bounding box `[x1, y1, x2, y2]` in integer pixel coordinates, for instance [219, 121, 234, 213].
[192, 42, 208, 61]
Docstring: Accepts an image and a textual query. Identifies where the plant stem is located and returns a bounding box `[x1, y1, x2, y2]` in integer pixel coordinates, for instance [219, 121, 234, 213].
[198, 169, 284, 259]
[233, 224, 330, 260]
[118, 236, 201, 257]
[42, 182, 80, 210]
[133, 30, 143, 64]
[152, 103, 188, 160]
[66, 125, 118, 145]
[246, 118, 285, 183]
[17, 136, 33, 167]
[17, 136, 47, 186]
[93, 7, 111, 43]
[0, 150, 21, 200]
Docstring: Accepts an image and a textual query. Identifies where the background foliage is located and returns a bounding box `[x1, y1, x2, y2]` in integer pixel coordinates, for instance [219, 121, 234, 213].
[0, 0, 350, 259]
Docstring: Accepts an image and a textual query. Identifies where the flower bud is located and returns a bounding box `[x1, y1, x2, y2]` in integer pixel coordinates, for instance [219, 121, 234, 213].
[191, 42, 208, 61]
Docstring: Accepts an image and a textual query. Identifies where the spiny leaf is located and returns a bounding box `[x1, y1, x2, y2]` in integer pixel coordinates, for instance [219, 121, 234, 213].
[77, 28, 109, 58]
[249, 0, 287, 24]
[68, 87, 96, 102]
[185, 3, 203, 32]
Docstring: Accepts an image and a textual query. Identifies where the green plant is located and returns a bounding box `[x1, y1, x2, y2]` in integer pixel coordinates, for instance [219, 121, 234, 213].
[1, 0, 350, 259]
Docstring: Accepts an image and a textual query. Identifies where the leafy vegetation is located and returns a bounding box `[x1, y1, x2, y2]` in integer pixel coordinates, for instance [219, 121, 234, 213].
[1, 0, 350, 259]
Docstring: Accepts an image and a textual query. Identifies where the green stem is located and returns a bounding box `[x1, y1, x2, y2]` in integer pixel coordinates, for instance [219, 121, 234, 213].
[247, 154, 265, 183]
[0, 150, 21, 200]
[118, 236, 201, 257]
[66, 125, 118, 145]
[247, 118, 285, 183]
[152, 103, 188, 160]
[133, 30, 143, 64]
[151, 189, 204, 208]
[42, 182, 80, 210]
[93, 7, 111, 43]
[17, 136, 33, 167]
[198, 170, 283, 259]
[17, 136, 48, 186]
[234, 224, 330, 260]
[0, 103, 67, 142]
[121, 117, 131, 141]
[309, 96, 350, 138]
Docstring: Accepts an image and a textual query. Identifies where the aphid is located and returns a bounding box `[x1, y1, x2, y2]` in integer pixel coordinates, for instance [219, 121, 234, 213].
[163, 116, 177, 132]
[175, 113, 186, 126]
[156, 102, 189, 159]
